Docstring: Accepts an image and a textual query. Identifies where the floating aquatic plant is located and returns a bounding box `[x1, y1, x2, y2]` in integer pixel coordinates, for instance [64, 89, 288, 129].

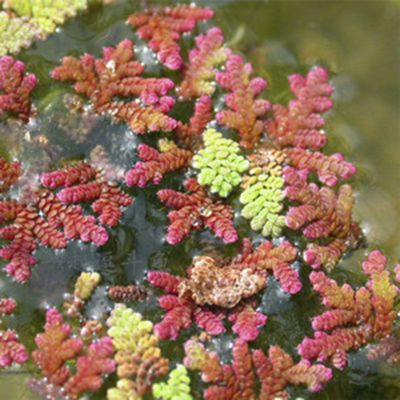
[175, 95, 213, 149]
[147, 239, 297, 340]
[152, 364, 192, 400]
[0, 297, 28, 368]
[63, 271, 101, 317]
[0, 11, 40, 56]
[184, 337, 332, 400]
[228, 303, 268, 342]
[215, 53, 271, 148]
[4, 0, 87, 35]
[0, 162, 131, 282]
[239, 148, 287, 237]
[367, 335, 400, 365]
[148, 270, 226, 340]
[260, 67, 360, 266]
[41, 162, 132, 227]
[179, 238, 300, 307]
[0, 157, 21, 193]
[127, 5, 214, 70]
[51, 39, 177, 134]
[298, 250, 399, 369]
[106, 304, 169, 399]
[285, 166, 360, 270]
[158, 178, 238, 245]
[108, 284, 149, 302]
[192, 128, 249, 197]
[0, 297, 17, 316]
[0, 0, 90, 56]
[30, 308, 115, 399]
[179, 27, 230, 98]
[0, 55, 37, 121]
[179, 255, 266, 308]
[0, 329, 28, 368]
[125, 140, 192, 188]
[50, 5, 360, 266]
[265, 66, 332, 150]
[0, 3, 397, 400]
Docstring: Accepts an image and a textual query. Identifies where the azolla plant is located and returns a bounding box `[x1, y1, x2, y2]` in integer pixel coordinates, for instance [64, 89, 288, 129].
[0, 4, 399, 400]
[0, 0, 92, 56]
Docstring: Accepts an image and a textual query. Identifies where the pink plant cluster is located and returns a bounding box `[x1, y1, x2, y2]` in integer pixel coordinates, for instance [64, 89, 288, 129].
[147, 239, 299, 340]
[0, 56, 37, 121]
[0, 4, 397, 400]
[183, 338, 332, 399]
[0, 162, 132, 282]
[31, 308, 115, 399]
[0, 297, 27, 368]
[298, 250, 399, 369]
[0, 158, 21, 193]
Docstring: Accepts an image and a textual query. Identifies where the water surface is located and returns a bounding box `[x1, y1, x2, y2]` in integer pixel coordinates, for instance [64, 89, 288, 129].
[0, 1, 399, 399]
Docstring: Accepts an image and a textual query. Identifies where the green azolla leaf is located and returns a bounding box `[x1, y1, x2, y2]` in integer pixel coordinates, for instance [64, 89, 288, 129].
[192, 128, 248, 197]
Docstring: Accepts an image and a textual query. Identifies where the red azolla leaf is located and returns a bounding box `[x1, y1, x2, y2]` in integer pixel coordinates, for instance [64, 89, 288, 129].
[52, 40, 177, 134]
[265, 67, 332, 151]
[179, 27, 230, 98]
[299, 252, 399, 367]
[154, 301, 193, 340]
[125, 144, 192, 188]
[229, 305, 267, 341]
[284, 167, 360, 270]
[0, 298, 17, 316]
[0, 158, 21, 193]
[32, 308, 83, 385]
[0, 329, 28, 368]
[176, 96, 213, 149]
[158, 178, 238, 244]
[0, 56, 37, 121]
[63, 337, 115, 399]
[147, 271, 181, 294]
[194, 308, 226, 336]
[128, 5, 213, 70]
[216, 54, 270, 148]
[185, 338, 332, 399]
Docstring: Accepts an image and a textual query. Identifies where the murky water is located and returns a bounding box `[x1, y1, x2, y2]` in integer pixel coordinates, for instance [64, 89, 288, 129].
[0, 0, 399, 399]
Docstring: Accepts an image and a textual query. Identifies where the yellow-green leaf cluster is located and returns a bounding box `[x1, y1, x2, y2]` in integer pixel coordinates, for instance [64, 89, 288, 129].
[152, 364, 192, 400]
[192, 128, 248, 197]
